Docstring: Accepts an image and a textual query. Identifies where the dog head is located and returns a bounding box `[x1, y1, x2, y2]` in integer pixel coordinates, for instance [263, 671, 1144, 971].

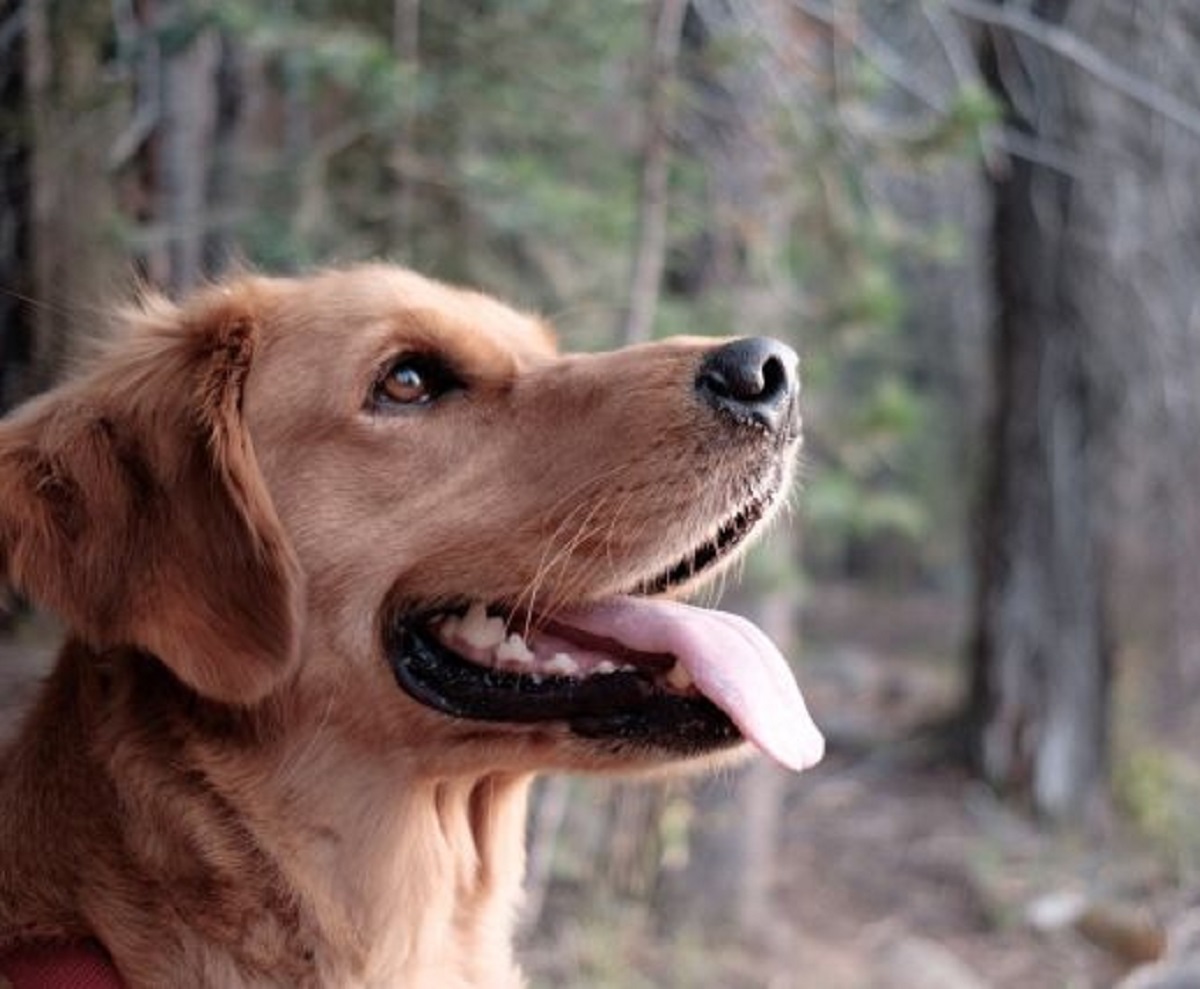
[0, 266, 822, 776]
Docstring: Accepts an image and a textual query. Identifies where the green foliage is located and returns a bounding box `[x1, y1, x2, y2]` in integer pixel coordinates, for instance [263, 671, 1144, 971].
[1114, 745, 1200, 880]
[88, 0, 642, 297]
[902, 82, 1003, 161]
[839, 259, 905, 327]
[805, 469, 929, 544]
[859, 374, 923, 436]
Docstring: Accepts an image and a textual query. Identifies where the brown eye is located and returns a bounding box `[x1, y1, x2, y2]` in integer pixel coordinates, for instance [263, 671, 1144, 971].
[372, 354, 461, 411]
[382, 362, 431, 405]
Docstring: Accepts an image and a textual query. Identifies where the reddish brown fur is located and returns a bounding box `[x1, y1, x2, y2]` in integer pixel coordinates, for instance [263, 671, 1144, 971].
[0, 266, 797, 987]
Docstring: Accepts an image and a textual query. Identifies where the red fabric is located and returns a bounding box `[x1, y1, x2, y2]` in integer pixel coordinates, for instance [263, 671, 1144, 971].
[0, 941, 124, 989]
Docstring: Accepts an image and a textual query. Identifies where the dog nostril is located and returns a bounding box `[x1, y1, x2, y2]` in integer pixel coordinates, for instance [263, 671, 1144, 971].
[702, 360, 771, 403]
[759, 355, 787, 403]
[696, 337, 799, 433]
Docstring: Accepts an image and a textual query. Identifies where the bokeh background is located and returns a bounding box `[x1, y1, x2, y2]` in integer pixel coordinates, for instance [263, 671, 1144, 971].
[3, 1, 1200, 986]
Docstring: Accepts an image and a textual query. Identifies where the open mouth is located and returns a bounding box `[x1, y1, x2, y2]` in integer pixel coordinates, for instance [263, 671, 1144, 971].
[387, 602, 743, 757]
[383, 491, 825, 771]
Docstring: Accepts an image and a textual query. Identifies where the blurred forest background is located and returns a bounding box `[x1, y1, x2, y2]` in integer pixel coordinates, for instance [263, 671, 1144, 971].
[4, 1, 1200, 986]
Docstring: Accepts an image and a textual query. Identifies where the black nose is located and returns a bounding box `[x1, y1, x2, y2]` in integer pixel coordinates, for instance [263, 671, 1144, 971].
[696, 337, 800, 433]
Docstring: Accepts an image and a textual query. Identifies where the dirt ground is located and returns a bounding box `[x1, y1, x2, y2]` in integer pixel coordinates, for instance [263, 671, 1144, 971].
[779, 586, 1188, 988]
[1, 590, 1191, 988]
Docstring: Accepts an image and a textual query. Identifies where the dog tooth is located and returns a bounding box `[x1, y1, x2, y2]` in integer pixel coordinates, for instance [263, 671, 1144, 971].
[458, 602, 507, 649]
[477, 619, 508, 648]
[594, 660, 617, 675]
[666, 661, 694, 690]
[457, 602, 488, 636]
[545, 653, 579, 676]
[496, 634, 535, 665]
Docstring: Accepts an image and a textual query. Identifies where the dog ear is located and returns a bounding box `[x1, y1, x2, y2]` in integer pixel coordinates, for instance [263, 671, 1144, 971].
[0, 286, 303, 704]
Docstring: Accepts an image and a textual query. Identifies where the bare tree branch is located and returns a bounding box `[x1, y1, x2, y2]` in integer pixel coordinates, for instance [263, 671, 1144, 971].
[920, 0, 978, 87]
[789, 0, 950, 114]
[107, 102, 159, 171]
[719, 1, 819, 141]
[946, 0, 1200, 141]
[993, 126, 1079, 178]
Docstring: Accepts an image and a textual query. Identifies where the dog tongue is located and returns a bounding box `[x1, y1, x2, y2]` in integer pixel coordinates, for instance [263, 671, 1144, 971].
[553, 596, 824, 772]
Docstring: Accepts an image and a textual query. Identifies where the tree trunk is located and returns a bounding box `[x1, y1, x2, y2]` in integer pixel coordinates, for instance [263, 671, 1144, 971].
[203, 31, 243, 278]
[159, 4, 218, 296]
[620, 0, 686, 346]
[23, 0, 113, 393]
[0, 0, 33, 412]
[128, 0, 219, 295]
[388, 0, 420, 261]
[734, 589, 790, 934]
[24, 0, 56, 389]
[969, 0, 1111, 821]
[409, 1, 473, 283]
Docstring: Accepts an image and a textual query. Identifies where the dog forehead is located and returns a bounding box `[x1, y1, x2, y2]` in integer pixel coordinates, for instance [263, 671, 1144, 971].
[271, 266, 557, 360]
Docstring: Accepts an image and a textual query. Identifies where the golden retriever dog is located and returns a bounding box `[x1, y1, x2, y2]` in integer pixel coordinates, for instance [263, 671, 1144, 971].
[0, 266, 823, 988]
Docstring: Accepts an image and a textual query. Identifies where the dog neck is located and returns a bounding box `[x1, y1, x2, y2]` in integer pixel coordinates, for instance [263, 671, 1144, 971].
[0, 643, 533, 988]
[246, 717, 534, 988]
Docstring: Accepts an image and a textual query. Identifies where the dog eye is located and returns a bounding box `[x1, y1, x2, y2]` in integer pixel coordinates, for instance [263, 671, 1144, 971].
[383, 363, 430, 404]
[373, 355, 459, 411]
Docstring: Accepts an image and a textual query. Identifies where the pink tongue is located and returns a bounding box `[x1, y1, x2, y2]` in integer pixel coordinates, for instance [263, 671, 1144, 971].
[553, 596, 824, 772]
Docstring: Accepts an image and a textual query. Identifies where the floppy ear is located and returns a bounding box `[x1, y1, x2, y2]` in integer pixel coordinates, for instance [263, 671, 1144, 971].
[0, 286, 303, 704]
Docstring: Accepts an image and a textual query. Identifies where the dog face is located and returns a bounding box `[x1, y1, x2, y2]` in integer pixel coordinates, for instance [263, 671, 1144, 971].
[0, 266, 822, 779]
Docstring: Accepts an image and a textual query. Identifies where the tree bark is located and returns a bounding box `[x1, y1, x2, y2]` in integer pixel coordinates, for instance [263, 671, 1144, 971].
[160, 5, 218, 296]
[0, 0, 33, 412]
[24, 0, 56, 390]
[969, 0, 1111, 820]
[128, 0, 219, 295]
[409, 2, 473, 283]
[735, 589, 790, 934]
[620, 0, 687, 346]
[388, 0, 420, 261]
[203, 31, 243, 278]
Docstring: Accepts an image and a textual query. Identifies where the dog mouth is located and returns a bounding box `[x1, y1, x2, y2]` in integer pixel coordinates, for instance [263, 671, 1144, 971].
[383, 492, 824, 771]
[633, 487, 770, 596]
[387, 603, 745, 759]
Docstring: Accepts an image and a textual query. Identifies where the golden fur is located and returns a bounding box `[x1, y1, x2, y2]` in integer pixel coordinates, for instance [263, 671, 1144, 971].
[0, 266, 798, 987]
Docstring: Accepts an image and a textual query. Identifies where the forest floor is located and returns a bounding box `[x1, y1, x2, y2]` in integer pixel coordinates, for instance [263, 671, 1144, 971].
[0, 589, 1191, 988]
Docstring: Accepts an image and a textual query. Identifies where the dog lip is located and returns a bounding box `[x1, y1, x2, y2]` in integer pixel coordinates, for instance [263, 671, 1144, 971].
[384, 617, 743, 752]
[633, 477, 780, 597]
